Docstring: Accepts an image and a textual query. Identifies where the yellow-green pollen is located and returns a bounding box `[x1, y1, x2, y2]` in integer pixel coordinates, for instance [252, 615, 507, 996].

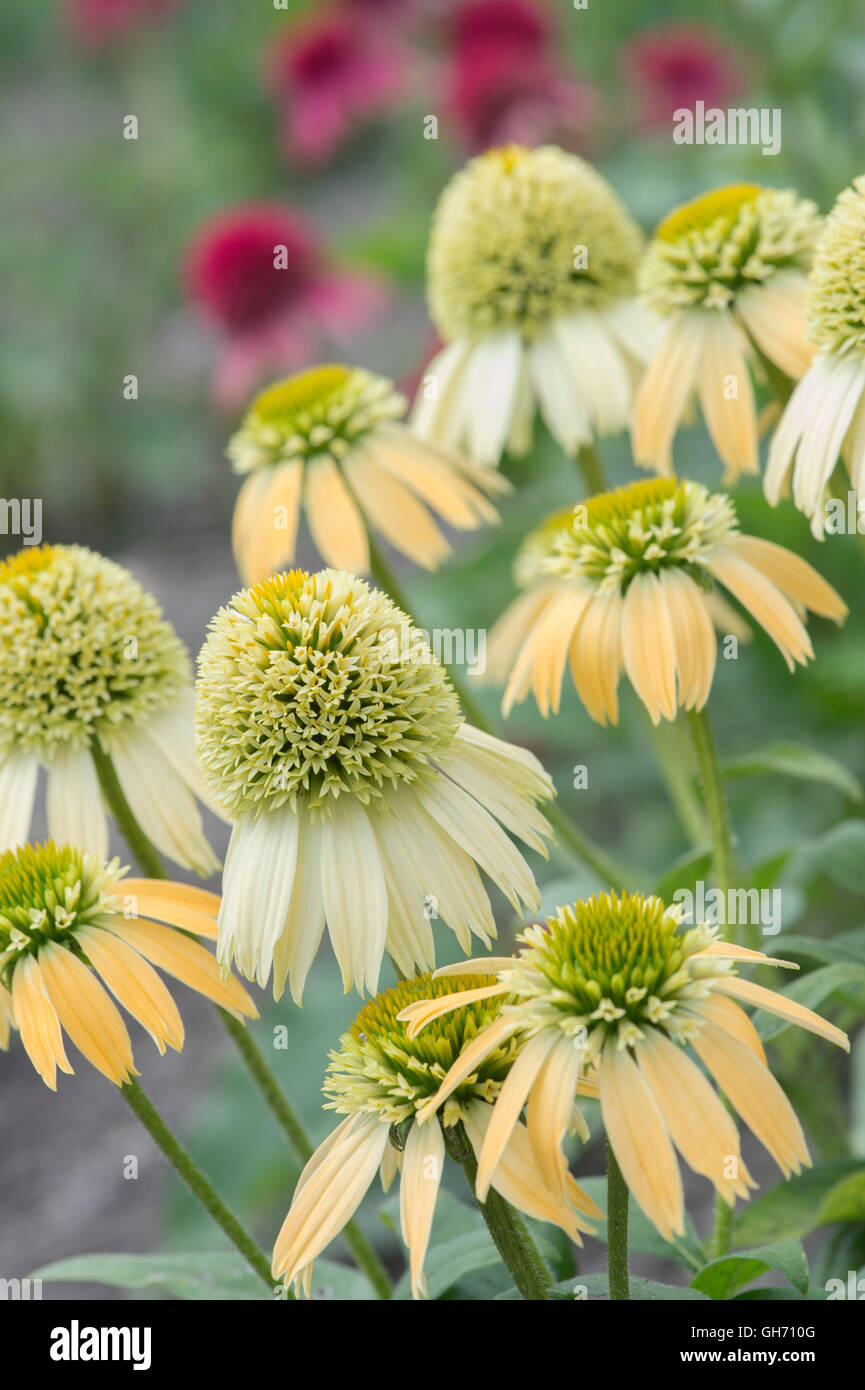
[506, 891, 731, 1056]
[807, 176, 865, 357]
[427, 143, 644, 341]
[194, 568, 462, 818]
[515, 477, 736, 595]
[227, 365, 405, 476]
[0, 843, 123, 980]
[323, 973, 517, 1126]
[655, 185, 761, 242]
[0, 544, 192, 759]
[640, 184, 820, 316]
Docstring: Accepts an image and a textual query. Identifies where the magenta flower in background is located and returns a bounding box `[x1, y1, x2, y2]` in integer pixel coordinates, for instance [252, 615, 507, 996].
[66, 0, 182, 47]
[448, 0, 550, 59]
[267, 14, 408, 167]
[445, 0, 596, 152]
[184, 204, 386, 411]
[623, 23, 745, 130]
[448, 44, 597, 153]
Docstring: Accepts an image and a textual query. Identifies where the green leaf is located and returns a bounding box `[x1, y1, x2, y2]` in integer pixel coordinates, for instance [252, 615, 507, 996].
[733, 1161, 863, 1244]
[654, 847, 713, 903]
[803, 821, 865, 893]
[773, 928, 865, 969]
[754, 963, 865, 1041]
[496, 1273, 709, 1300]
[815, 1169, 865, 1226]
[31, 1252, 269, 1301]
[30, 1252, 375, 1301]
[391, 1229, 502, 1300]
[723, 742, 863, 802]
[690, 1238, 809, 1300]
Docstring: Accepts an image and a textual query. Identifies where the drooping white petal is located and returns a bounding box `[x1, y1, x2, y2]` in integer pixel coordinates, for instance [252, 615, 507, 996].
[46, 746, 108, 859]
[218, 806, 300, 987]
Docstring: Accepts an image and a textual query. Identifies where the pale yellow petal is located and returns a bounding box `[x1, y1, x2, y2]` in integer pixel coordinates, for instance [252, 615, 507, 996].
[38, 941, 135, 1086]
[11, 953, 73, 1089]
[714, 976, 849, 1051]
[400, 1120, 445, 1300]
[599, 1041, 684, 1240]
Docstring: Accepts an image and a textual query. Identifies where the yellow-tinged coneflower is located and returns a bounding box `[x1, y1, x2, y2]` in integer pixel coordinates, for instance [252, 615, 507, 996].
[400, 892, 849, 1242]
[0, 545, 219, 875]
[0, 843, 256, 1089]
[229, 365, 507, 585]
[272, 973, 601, 1299]
[194, 568, 554, 1000]
[767, 176, 865, 535]
[487, 477, 846, 725]
[634, 184, 821, 480]
[412, 144, 656, 467]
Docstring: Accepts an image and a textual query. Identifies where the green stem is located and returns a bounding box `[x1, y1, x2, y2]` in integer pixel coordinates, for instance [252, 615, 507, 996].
[643, 713, 708, 849]
[709, 1190, 734, 1260]
[685, 710, 743, 1262]
[219, 1011, 392, 1300]
[121, 1078, 275, 1292]
[685, 708, 738, 904]
[366, 532, 633, 890]
[575, 442, 607, 495]
[97, 745, 393, 1299]
[545, 802, 630, 891]
[445, 1125, 552, 1301]
[606, 1141, 630, 1300]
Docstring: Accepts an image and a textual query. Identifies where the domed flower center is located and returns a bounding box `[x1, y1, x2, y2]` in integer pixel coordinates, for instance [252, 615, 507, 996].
[324, 973, 516, 1124]
[655, 184, 761, 243]
[228, 366, 405, 475]
[507, 891, 730, 1055]
[0, 844, 122, 970]
[807, 176, 865, 356]
[515, 478, 736, 594]
[195, 569, 462, 817]
[427, 144, 644, 341]
[0, 545, 191, 758]
[640, 184, 820, 315]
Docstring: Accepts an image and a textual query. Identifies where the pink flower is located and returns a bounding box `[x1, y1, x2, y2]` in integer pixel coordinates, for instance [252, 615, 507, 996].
[623, 23, 745, 130]
[448, 46, 597, 153]
[185, 205, 386, 411]
[66, 0, 181, 47]
[445, 0, 596, 153]
[268, 15, 408, 167]
[449, 0, 550, 59]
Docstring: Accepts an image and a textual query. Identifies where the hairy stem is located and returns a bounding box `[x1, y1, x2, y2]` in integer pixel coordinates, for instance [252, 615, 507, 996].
[445, 1124, 552, 1301]
[121, 1078, 275, 1292]
[606, 1141, 630, 1301]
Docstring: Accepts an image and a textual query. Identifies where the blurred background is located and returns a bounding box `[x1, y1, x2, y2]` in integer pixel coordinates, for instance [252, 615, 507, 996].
[2, 0, 865, 1300]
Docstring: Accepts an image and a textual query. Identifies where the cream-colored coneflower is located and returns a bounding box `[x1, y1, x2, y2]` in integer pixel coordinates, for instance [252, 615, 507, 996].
[412, 144, 656, 467]
[487, 477, 846, 725]
[634, 184, 821, 480]
[229, 365, 507, 584]
[766, 176, 865, 535]
[195, 568, 554, 1000]
[272, 973, 601, 1298]
[0, 843, 255, 1088]
[400, 891, 849, 1242]
[0, 546, 219, 875]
